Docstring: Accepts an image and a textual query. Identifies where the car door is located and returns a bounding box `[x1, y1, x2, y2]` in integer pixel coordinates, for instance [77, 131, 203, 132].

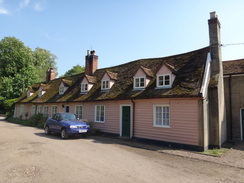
[49, 114, 60, 132]
[55, 113, 63, 132]
[48, 114, 57, 131]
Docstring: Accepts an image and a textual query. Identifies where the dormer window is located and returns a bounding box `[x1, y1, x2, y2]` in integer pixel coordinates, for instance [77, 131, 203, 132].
[27, 90, 31, 98]
[100, 71, 117, 91]
[101, 80, 110, 90]
[133, 66, 153, 90]
[134, 77, 145, 88]
[156, 64, 176, 89]
[59, 86, 65, 94]
[157, 74, 171, 88]
[80, 75, 96, 93]
[38, 89, 42, 97]
[81, 83, 88, 92]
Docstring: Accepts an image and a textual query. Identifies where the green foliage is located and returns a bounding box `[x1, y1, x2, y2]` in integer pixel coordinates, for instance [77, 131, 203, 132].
[29, 113, 47, 128]
[7, 113, 47, 128]
[0, 36, 58, 102]
[33, 47, 58, 81]
[63, 64, 85, 77]
[3, 98, 17, 117]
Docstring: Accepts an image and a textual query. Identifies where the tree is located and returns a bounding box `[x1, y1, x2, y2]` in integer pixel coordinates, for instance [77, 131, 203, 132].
[33, 47, 58, 82]
[0, 37, 33, 78]
[0, 36, 58, 101]
[63, 64, 85, 77]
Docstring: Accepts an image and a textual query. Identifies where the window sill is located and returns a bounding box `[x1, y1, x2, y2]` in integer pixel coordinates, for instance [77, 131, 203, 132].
[95, 121, 105, 123]
[155, 86, 172, 89]
[132, 88, 145, 91]
[153, 125, 170, 128]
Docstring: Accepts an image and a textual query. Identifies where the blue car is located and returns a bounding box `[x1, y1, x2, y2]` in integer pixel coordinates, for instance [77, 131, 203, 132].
[44, 113, 91, 139]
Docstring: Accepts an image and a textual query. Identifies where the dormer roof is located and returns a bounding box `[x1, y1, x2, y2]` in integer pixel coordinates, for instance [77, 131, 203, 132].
[106, 71, 118, 80]
[140, 66, 154, 78]
[84, 75, 96, 84]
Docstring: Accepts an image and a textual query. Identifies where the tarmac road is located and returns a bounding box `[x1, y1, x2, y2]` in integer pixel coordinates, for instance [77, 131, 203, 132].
[0, 118, 244, 183]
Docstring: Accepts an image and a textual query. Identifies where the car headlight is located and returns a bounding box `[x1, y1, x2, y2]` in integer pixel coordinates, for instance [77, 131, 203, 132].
[70, 125, 77, 129]
[86, 125, 90, 128]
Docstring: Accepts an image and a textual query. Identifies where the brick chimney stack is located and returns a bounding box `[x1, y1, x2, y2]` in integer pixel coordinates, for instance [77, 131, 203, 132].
[85, 50, 98, 75]
[208, 11, 222, 76]
[46, 68, 56, 83]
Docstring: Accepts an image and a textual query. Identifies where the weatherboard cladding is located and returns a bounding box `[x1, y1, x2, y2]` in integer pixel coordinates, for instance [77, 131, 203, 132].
[16, 47, 209, 104]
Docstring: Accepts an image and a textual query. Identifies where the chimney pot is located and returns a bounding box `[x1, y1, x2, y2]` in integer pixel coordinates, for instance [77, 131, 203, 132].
[210, 11, 216, 19]
[87, 50, 90, 55]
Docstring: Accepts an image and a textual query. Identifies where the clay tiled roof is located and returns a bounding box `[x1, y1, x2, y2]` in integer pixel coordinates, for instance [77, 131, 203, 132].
[106, 71, 118, 80]
[85, 75, 96, 84]
[16, 47, 210, 104]
[223, 59, 244, 75]
[140, 66, 154, 78]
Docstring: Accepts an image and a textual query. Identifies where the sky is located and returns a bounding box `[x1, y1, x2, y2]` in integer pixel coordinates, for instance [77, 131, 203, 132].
[1, 0, 244, 77]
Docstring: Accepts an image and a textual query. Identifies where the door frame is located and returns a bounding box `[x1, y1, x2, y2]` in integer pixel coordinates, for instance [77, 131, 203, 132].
[240, 108, 244, 140]
[120, 104, 133, 138]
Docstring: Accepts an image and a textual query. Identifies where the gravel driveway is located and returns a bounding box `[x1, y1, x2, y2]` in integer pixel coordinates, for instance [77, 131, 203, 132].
[0, 117, 244, 183]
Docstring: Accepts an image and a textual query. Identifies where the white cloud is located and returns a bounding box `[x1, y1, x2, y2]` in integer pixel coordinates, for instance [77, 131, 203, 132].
[19, 0, 31, 10]
[0, 7, 8, 14]
[33, 2, 44, 11]
[0, 0, 9, 15]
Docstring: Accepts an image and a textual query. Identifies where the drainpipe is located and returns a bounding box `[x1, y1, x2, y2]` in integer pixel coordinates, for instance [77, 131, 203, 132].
[229, 75, 233, 139]
[131, 99, 135, 138]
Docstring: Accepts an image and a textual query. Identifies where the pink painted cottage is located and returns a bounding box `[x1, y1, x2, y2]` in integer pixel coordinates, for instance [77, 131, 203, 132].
[14, 12, 226, 151]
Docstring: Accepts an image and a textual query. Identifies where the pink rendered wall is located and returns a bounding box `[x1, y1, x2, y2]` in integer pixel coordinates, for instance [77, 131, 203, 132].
[133, 99, 199, 145]
[15, 98, 199, 146]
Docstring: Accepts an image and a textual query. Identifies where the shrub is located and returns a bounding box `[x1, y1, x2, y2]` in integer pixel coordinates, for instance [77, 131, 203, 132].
[29, 113, 47, 128]
[3, 98, 17, 117]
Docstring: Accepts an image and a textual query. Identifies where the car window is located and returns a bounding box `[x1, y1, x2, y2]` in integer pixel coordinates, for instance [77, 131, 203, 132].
[52, 114, 57, 120]
[61, 113, 77, 120]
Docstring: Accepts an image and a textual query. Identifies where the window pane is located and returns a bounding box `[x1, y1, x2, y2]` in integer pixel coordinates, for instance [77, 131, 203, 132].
[165, 75, 170, 85]
[140, 78, 145, 87]
[135, 78, 139, 87]
[158, 76, 164, 86]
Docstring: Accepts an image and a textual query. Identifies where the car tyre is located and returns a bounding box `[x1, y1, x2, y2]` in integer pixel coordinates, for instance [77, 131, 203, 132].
[61, 128, 68, 139]
[44, 126, 51, 135]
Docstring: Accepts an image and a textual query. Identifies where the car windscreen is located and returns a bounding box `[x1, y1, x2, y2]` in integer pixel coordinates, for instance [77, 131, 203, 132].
[60, 113, 77, 120]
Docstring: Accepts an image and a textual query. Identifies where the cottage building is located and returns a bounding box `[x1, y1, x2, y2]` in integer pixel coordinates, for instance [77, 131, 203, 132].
[14, 12, 226, 151]
[223, 59, 244, 140]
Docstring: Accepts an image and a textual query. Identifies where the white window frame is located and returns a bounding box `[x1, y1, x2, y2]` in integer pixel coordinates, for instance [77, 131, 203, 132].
[43, 105, 49, 117]
[81, 83, 88, 92]
[37, 105, 42, 114]
[95, 105, 105, 123]
[59, 86, 65, 94]
[153, 105, 170, 127]
[51, 105, 57, 116]
[134, 76, 145, 89]
[75, 105, 83, 119]
[101, 80, 110, 90]
[27, 90, 30, 98]
[38, 89, 42, 97]
[31, 105, 36, 116]
[20, 105, 24, 116]
[157, 74, 171, 88]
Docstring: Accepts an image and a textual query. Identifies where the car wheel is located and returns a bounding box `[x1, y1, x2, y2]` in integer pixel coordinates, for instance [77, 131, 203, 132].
[44, 126, 51, 135]
[61, 128, 68, 139]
